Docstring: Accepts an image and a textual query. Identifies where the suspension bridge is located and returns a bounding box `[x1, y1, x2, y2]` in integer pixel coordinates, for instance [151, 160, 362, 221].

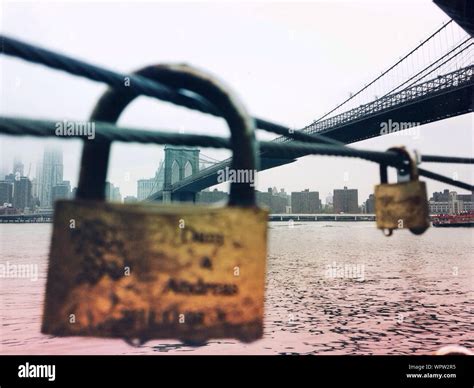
[146, 18, 473, 201]
[0, 1, 472, 204]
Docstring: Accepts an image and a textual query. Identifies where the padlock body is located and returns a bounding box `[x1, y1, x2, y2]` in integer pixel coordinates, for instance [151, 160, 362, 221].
[42, 200, 268, 343]
[374, 180, 430, 231]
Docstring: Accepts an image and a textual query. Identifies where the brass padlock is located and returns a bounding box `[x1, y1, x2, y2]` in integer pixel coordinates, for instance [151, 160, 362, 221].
[374, 147, 430, 236]
[42, 64, 268, 344]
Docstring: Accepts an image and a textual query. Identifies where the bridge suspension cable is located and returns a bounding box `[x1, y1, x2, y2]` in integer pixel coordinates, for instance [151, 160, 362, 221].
[199, 153, 220, 165]
[311, 20, 455, 124]
[0, 36, 472, 193]
[1, 116, 472, 192]
[383, 38, 472, 98]
[0, 35, 340, 147]
[308, 19, 472, 125]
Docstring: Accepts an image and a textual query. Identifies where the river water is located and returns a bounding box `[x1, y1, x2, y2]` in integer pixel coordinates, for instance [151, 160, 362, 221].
[0, 222, 472, 355]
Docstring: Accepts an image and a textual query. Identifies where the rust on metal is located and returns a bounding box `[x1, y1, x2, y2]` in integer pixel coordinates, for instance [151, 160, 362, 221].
[374, 147, 430, 236]
[375, 180, 430, 235]
[43, 63, 267, 343]
[42, 200, 268, 343]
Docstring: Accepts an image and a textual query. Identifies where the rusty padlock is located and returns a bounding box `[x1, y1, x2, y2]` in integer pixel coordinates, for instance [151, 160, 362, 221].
[374, 147, 430, 236]
[42, 64, 268, 344]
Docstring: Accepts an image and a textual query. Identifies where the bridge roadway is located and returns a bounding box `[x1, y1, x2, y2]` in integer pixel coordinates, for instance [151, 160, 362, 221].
[149, 66, 473, 201]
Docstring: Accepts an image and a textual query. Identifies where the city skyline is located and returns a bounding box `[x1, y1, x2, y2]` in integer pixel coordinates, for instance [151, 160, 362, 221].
[1, 149, 472, 217]
[0, 0, 472, 363]
[1, 1, 472, 203]
[1, 148, 473, 205]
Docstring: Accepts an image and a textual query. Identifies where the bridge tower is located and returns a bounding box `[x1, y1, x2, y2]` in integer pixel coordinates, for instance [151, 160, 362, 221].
[162, 146, 200, 202]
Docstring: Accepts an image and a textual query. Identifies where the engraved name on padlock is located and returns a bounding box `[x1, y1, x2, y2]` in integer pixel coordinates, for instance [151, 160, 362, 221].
[42, 64, 268, 343]
[374, 147, 430, 236]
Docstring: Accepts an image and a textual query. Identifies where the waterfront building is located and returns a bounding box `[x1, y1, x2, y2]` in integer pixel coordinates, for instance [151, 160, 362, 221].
[36, 147, 63, 208]
[0, 180, 14, 205]
[364, 194, 375, 214]
[13, 176, 32, 210]
[256, 188, 288, 213]
[291, 189, 321, 214]
[197, 188, 228, 204]
[429, 190, 474, 214]
[333, 186, 359, 213]
[52, 181, 71, 203]
[105, 182, 122, 203]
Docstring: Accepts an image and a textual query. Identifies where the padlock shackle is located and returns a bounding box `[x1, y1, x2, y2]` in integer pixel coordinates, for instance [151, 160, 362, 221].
[76, 64, 258, 206]
[387, 147, 419, 181]
[378, 147, 418, 184]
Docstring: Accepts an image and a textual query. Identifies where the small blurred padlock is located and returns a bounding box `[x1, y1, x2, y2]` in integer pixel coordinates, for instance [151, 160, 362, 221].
[42, 64, 268, 343]
[374, 147, 430, 236]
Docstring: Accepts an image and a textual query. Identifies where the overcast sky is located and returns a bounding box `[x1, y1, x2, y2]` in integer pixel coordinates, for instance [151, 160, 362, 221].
[0, 0, 472, 202]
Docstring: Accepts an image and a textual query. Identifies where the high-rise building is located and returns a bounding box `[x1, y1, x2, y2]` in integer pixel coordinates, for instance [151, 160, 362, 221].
[105, 182, 113, 201]
[325, 193, 333, 206]
[37, 147, 63, 208]
[31, 177, 39, 201]
[291, 189, 321, 213]
[52, 181, 71, 203]
[429, 190, 474, 214]
[13, 157, 24, 177]
[105, 182, 122, 203]
[137, 178, 156, 201]
[112, 186, 122, 203]
[0, 164, 8, 182]
[365, 194, 375, 214]
[137, 160, 165, 200]
[0, 181, 14, 205]
[5, 173, 15, 183]
[197, 189, 228, 204]
[431, 189, 450, 202]
[256, 187, 289, 213]
[278, 188, 288, 198]
[257, 188, 273, 210]
[333, 187, 359, 213]
[13, 177, 32, 210]
[124, 196, 138, 203]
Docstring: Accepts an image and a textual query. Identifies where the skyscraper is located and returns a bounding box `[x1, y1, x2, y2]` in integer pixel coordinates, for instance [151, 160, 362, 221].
[137, 160, 165, 201]
[37, 147, 63, 208]
[365, 194, 375, 214]
[13, 157, 24, 177]
[105, 182, 122, 203]
[333, 187, 359, 213]
[52, 181, 71, 203]
[0, 163, 8, 181]
[0, 181, 14, 205]
[13, 177, 32, 210]
[291, 189, 321, 213]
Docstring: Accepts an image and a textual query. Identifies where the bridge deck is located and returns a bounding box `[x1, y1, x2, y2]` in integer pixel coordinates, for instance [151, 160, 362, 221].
[149, 66, 473, 200]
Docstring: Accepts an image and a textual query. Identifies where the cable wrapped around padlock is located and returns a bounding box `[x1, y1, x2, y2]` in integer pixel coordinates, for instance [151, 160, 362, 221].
[77, 64, 258, 206]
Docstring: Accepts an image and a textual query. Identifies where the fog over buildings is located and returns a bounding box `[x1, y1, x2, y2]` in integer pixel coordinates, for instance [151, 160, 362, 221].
[0, 1, 472, 202]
